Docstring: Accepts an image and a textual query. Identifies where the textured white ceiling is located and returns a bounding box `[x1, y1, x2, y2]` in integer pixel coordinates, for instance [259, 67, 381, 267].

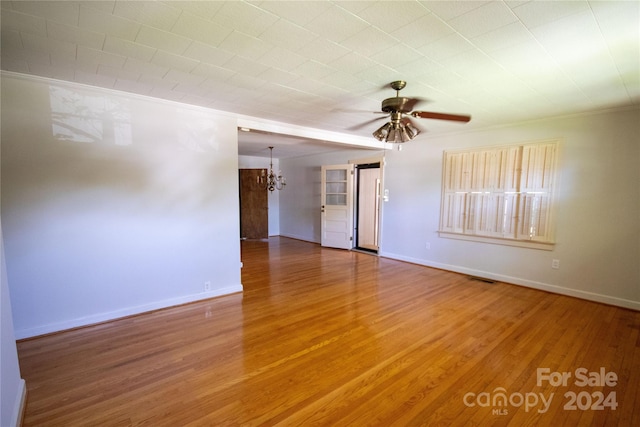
[1, 1, 639, 158]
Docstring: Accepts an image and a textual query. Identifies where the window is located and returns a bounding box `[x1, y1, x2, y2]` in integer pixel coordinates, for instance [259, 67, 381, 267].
[325, 169, 349, 206]
[439, 140, 559, 250]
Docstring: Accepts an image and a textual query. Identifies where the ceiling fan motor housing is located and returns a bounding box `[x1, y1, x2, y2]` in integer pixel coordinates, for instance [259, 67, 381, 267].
[381, 97, 414, 114]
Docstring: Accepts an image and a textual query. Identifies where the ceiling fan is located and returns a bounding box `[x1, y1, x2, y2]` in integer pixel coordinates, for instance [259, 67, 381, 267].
[357, 80, 471, 143]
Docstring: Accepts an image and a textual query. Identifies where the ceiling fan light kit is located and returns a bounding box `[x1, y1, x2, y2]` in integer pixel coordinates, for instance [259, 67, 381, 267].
[369, 81, 471, 144]
[373, 114, 421, 143]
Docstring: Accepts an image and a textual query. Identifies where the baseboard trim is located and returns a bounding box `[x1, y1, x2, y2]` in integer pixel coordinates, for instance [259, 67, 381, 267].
[14, 285, 243, 340]
[379, 251, 640, 311]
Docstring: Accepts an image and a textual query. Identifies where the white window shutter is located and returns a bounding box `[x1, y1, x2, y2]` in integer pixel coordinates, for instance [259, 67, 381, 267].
[440, 192, 466, 233]
[440, 141, 557, 246]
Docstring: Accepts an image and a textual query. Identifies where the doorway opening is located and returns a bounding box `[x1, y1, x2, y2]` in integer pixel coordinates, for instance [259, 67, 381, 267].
[355, 162, 381, 254]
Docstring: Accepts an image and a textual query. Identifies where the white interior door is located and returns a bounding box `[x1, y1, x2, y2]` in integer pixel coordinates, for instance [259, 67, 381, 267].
[321, 164, 354, 249]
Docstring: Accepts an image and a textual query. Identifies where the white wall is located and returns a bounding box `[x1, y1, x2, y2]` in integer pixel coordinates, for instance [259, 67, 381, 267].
[280, 108, 640, 310]
[238, 155, 280, 236]
[1, 74, 243, 338]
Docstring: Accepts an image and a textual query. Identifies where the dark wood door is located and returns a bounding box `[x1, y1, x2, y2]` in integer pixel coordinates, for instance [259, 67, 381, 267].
[239, 169, 268, 239]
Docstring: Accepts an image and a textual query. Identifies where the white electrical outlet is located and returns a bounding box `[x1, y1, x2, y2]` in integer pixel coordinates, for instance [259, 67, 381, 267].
[204, 281, 211, 291]
[551, 259, 560, 269]
[426, 242, 431, 250]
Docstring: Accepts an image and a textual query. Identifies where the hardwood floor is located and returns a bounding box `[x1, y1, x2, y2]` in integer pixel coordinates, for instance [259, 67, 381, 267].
[17, 237, 640, 426]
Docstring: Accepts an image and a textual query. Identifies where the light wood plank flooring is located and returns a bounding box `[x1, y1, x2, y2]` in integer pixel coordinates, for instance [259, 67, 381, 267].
[17, 237, 640, 426]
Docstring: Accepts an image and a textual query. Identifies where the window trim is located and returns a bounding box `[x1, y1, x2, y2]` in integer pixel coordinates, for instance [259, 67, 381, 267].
[438, 231, 556, 251]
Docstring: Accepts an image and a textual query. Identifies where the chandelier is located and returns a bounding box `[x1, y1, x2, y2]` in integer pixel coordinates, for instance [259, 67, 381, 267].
[262, 146, 286, 192]
[372, 112, 420, 143]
